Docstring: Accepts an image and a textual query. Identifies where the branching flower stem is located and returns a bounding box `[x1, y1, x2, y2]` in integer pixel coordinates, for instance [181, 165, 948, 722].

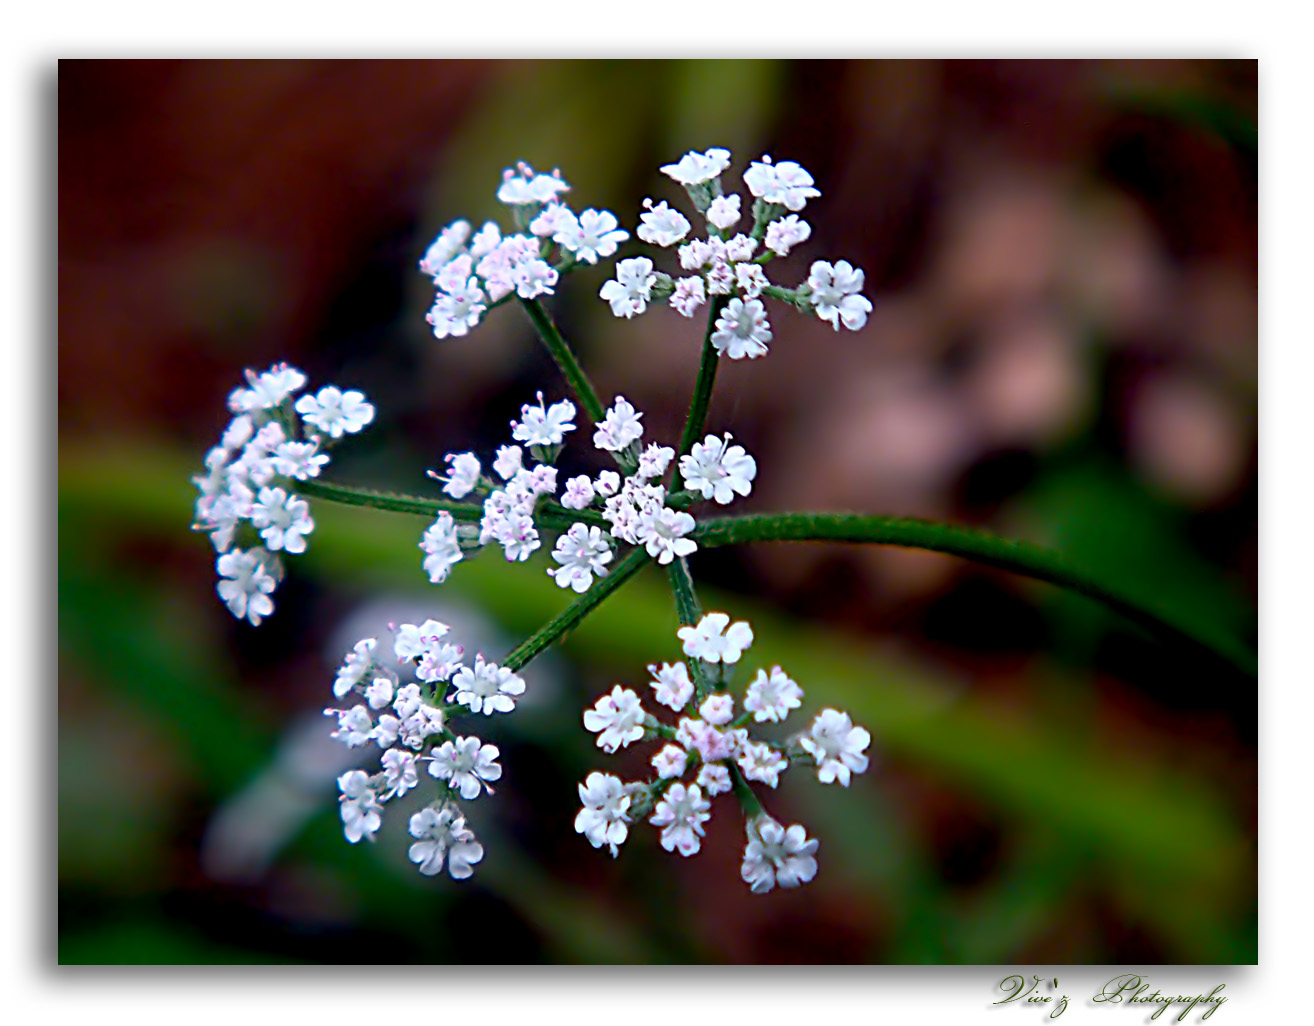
[518, 297, 607, 427]
[502, 546, 651, 673]
[671, 295, 730, 493]
[694, 511, 1257, 677]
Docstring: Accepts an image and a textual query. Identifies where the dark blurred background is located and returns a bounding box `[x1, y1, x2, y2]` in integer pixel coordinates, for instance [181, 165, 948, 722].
[58, 59, 1256, 964]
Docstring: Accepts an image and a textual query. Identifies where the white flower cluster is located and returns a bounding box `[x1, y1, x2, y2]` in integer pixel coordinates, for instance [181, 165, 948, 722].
[575, 611, 872, 893]
[324, 618, 527, 880]
[192, 362, 375, 625]
[419, 393, 757, 592]
[419, 161, 628, 339]
[597, 147, 873, 355]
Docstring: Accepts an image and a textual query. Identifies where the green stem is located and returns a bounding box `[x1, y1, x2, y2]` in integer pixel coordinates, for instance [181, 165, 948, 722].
[729, 763, 764, 820]
[518, 297, 607, 426]
[666, 556, 717, 701]
[297, 477, 607, 532]
[694, 511, 1257, 677]
[671, 295, 730, 492]
[502, 546, 651, 673]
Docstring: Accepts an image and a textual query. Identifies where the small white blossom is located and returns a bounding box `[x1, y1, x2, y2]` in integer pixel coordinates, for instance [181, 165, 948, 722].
[738, 741, 789, 788]
[594, 469, 621, 498]
[735, 262, 769, 300]
[705, 258, 735, 296]
[327, 704, 374, 748]
[556, 208, 628, 264]
[650, 782, 711, 857]
[706, 194, 742, 231]
[744, 666, 803, 723]
[594, 395, 644, 452]
[800, 709, 872, 786]
[724, 234, 757, 262]
[249, 487, 313, 555]
[380, 748, 419, 798]
[408, 805, 484, 878]
[696, 763, 732, 796]
[741, 816, 818, 893]
[398, 702, 446, 750]
[370, 713, 401, 749]
[765, 214, 811, 256]
[638, 506, 698, 565]
[497, 162, 570, 205]
[699, 693, 735, 727]
[807, 259, 872, 332]
[394, 618, 449, 663]
[575, 772, 631, 857]
[338, 770, 382, 844]
[451, 655, 526, 716]
[228, 363, 307, 414]
[439, 452, 481, 499]
[512, 257, 558, 300]
[272, 440, 329, 480]
[711, 297, 772, 360]
[426, 278, 486, 339]
[420, 511, 464, 584]
[661, 148, 731, 186]
[669, 276, 706, 318]
[678, 238, 715, 271]
[599, 257, 656, 318]
[415, 641, 465, 685]
[216, 547, 279, 625]
[676, 717, 741, 763]
[651, 744, 688, 779]
[678, 612, 754, 664]
[364, 676, 395, 711]
[492, 445, 523, 481]
[511, 392, 577, 447]
[530, 202, 576, 238]
[648, 661, 694, 712]
[637, 198, 691, 246]
[559, 474, 596, 510]
[583, 685, 647, 753]
[428, 736, 503, 800]
[636, 443, 674, 481]
[470, 221, 501, 258]
[334, 638, 376, 698]
[679, 433, 756, 505]
[743, 156, 820, 212]
[294, 386, 375, 438]
[419, 220, 471, 277]
[548, 523, 613, 593]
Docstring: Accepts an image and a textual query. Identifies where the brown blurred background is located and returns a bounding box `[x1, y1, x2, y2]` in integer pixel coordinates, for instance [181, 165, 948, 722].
[59, 59, 1256, 964]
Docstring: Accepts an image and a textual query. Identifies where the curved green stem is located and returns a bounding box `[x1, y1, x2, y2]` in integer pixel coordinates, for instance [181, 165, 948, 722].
[297, 477, 607, 532]
[694, 511, 1256, 677]
[671, 295, 730, 492]
[518, 297, 607, 426]
[502, 546, 651, 673]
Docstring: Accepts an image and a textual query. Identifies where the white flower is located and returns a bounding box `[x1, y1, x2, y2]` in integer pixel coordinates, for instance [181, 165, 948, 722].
[420, 511, 464, 584]
[492, 444, 523, 481]
[556, 208, 628, 264]
[530, 202, 576, 238]
[651, 744, 688, 779]
[215, 547, 279, 625]
[497, 162, 570, 206]
[660, 148, 732, 186]
[575, 772, 631, 857]
[227, 362, 308, 413]
[676, 717, 740, 763]
[327, 704, 374, 748]
[637, 198, 691, 246]
[470, 221, 501, 258]
[599, 257, 656, 318]
[705, 258, 735, 296]
[679, 238, 715, 271]
[249, 486, 314, 555]
[548, 523, 613, 593]
[669, 276, 706, 318]
[364, 676, 395, 710]
[415, 641, 465, 685]
[511, 392, 577, 447]
[408, 805, 484, 878]
[583, 685, 647, 753]
[334, 637, 376, 698]
[451, 655, 526, 715]
[512, 257, 558, 300]
[636, 443, 674, 481]
[272, 440, 329, 480]
[398, 702, 446, 750]
[738, 741, 789, 788]
[677, 611, 754, 664]
[741, 816, 818, 893]
[638, 506, 698, 565]
[679, 433, 756, 505]
[706, 194, 742, 231]
[724, 234, 757, 262]
[426, 278, 486, 339]
[800, 709, 871, 786]
[744, 666, 803, 723]
[370, 713, 401, 748]
[650, 782, 711, 857]
[495, 510, 540, 563]
[696, 763, 731, 796]
[735, 262, 768, 300]
[476, 234, 540, 302]
[711, 297, 772, 360]
[294, 386, 375, 438]
[437, 452, 481, 499]
[418, 219, 471, 277]
[428, 736, 502, 800]
[393, 618, 450, 663]
[648, 661, 694, 712]
[559, 474, 596, 510]
[380, 748, 419, 799]
[806, 259, 872, 331]
[699, 693, 734, 726]
[743, 156, 820, 211]
[338, 770, 382, 844]
[765, 214, 811, 256]
[594, 469, 621, 497]
[593, 395, 644, 452]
